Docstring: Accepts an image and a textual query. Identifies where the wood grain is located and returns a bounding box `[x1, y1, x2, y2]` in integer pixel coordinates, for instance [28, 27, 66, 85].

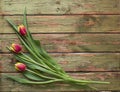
[1, 72, 120, 91]
[0, 15, 120, 33]
[0, 53, 119, 72]
[0, 0, 120, 15]
[0, 34, 120, 53]
[0, 0, 120, 91]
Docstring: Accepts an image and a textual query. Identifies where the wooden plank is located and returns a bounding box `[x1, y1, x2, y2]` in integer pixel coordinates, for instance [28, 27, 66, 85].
[0, 72, 120, 91]
[0, 53, 119, 72]
[0, 15, 120, 33]
[0, 34, 120, 53]
[0, 0, 120, 15]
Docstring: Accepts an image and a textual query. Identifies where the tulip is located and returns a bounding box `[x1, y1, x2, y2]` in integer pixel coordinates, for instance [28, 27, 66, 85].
[18, 24, 27, 36]
[15, 62, 26, 71]
[10, 43, 22, 53]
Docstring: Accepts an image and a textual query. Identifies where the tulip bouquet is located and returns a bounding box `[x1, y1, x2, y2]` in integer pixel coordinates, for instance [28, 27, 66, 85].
[5, 9, 110, 90]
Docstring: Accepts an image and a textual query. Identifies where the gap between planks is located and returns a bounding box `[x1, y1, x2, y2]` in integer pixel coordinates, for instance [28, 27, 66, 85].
[0, 13, 120, 16]
[1, 71, 120, 73]
[1, 32, 120, 34]
[1, 52, 120, 54]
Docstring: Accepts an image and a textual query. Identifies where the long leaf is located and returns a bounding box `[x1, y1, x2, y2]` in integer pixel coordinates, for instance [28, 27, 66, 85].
[23, 8, 33, 39]
[5, 75, 63, 84]
[25, 69, 57, 80]
[27, 63, 62, 79]
[23, 70, 45, 81]
[32, 39, 64, 73]
[33, 39, 65, 74]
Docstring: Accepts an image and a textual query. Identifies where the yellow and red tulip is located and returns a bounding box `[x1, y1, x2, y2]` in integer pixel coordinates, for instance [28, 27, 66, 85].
[18, 24, 27, 36]
[15, 62, 26, 71]
[10, 43, 22, 53]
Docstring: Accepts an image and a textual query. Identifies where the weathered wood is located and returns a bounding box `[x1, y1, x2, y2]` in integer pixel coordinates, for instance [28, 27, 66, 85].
[0, 0, 120, 15]
[1, 72, 120, 91]
[0, 15, 120, 33]
[0, 34, 120, 52]
[0, 53, 119, 72]
[0, 0, 119, 92]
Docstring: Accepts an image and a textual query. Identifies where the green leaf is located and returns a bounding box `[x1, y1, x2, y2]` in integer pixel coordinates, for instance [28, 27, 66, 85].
[23, 70, 44, 81]
[33, 39, 40, 46]
[27, 64, 62, 79]
[5, 75, 63, 84]
[32, 39, 43, 53]
[26, 69, 57, 80]
[23, 7, 28, 29]
[27, 63, 50, 74]
[5, 75, 30, 84]
[14, 54, 33, 65]
[23, 8, 33, 39]
[28, 64, 54, 75]
[33, 39, 60, 67]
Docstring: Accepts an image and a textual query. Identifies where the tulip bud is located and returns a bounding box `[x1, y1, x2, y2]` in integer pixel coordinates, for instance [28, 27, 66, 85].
[10, 43, 22, 53]
[15, 62, 26, 71]
[18, 24, 27, 36]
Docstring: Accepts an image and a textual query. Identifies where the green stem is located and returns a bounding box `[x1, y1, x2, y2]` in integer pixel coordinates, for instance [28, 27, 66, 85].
[23, 79, 63, 84]
[67, 77, 110, 84]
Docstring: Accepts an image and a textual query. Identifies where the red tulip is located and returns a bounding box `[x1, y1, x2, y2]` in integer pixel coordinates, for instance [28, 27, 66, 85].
[15, 62, 26, 71]
[10, 43, 22, 53]
[18, 24, 27, 36]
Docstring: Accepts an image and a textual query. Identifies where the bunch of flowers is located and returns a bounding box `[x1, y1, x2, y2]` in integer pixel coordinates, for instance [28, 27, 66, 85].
[6, 9, 109, 89]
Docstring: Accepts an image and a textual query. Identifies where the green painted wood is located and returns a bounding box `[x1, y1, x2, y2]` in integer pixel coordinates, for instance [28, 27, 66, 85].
[0, 0, 120, 91]
[0, 34, 120, 52]
[1, 72, 120, 91]
[0, 15, 120, 33]
[0, 0, 120, 15]
[0, 53, 119, 72]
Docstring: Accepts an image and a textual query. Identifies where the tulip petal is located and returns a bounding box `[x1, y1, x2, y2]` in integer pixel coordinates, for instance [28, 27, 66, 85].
[11, 44, 22, 53]
[18, 25, 27, 36]
[15, 62, 26, 71]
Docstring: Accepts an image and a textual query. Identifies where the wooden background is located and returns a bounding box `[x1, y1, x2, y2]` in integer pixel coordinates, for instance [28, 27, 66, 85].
[0, 0, 120, 91]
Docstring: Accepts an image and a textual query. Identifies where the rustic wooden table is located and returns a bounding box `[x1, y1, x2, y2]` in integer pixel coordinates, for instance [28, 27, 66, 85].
[0, 0, 120, 91]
